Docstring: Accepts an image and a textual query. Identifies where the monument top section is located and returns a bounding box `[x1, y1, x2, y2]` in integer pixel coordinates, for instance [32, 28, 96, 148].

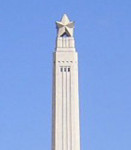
[55, 14, 76, 51]
[56, 14, 74, 37]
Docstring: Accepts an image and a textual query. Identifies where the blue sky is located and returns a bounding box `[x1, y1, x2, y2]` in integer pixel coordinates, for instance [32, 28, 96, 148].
[0, 0, 131, 150]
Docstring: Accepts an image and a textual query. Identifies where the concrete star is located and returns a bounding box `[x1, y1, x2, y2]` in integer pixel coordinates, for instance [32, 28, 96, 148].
[56, 14, 74, 37]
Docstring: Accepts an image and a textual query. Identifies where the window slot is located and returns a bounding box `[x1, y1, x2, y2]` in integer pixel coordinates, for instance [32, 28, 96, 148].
[64, 68, 66, 72]
[68, 68, 70, 72]
[60, 68, 63, 72]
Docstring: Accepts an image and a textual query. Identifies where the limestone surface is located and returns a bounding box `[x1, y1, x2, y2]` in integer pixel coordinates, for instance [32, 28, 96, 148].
[52, 14, 80, 150]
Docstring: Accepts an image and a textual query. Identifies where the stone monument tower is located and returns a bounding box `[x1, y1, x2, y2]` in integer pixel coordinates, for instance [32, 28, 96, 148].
[52, 14, 80, 150]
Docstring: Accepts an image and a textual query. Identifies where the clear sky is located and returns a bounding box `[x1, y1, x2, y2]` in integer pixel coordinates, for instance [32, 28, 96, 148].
[0, 0, 131, 150]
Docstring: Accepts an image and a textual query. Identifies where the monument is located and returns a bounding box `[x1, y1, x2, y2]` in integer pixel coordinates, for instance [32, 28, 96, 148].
[52, 14, 80, 150]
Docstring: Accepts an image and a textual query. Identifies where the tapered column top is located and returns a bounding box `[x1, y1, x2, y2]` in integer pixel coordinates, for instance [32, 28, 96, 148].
[55, 14, 76, 51]
[56, 14, 75, 37]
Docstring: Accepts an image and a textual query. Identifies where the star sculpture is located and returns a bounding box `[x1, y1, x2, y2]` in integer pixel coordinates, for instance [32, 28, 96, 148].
[56, 14, 74, 37]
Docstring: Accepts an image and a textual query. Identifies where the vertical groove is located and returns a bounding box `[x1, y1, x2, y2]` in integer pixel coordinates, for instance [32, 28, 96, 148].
[63, 66, 66, 150]
[67, 66, 70, 150]
[62, 67, 63, 150]
[66, 67, 68, 150]
[65, 67, 67, 150]
[70, 67, 72, 150]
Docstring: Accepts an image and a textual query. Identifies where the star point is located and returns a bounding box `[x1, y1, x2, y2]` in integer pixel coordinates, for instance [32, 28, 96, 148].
[56, 14, 74, 37]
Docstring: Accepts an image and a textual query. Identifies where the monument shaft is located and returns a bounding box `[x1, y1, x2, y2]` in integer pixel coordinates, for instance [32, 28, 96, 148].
[52, 15, 80, 150]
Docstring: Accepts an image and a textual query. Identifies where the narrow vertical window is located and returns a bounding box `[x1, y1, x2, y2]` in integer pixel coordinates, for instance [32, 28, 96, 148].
[64, 68, 66, 72]
[68, 68, 70, 72]
[60, 67, 63, 72]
